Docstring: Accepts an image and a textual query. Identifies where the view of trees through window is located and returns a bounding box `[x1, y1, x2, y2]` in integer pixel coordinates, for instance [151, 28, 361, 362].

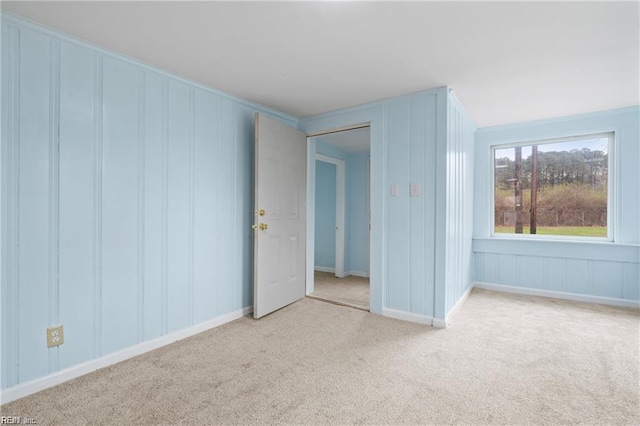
[493, 134, 610, 238]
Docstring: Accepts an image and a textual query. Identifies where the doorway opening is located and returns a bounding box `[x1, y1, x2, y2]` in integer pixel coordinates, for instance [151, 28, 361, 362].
[306, 125, 371, 311]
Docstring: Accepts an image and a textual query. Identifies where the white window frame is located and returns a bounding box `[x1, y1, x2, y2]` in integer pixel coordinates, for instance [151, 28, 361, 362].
[490, 132, 615, 242]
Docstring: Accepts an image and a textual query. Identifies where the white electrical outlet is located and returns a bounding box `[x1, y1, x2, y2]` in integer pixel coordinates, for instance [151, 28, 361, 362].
[47, 325, 64, 348]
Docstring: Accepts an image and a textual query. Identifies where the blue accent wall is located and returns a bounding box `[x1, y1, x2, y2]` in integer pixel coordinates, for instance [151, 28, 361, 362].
[315, 140, 370, 276]
[473, 107, 640, 302]
[0, 15, 295, 390]
[347, 153, 370, 276]
[314, 141, 370, 277]
[314, 160, 336, 269]
[443, 92, 476, 314]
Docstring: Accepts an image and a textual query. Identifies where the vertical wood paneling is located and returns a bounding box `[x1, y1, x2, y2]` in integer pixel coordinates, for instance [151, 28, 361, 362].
[167, 80, 192, 333]
[58, 42, 96, 369]
[193, 88, 219, 323]
[1, 22, 10, 389]
[563, 259, 590, 295]
[142, 71, 165, 341]
[2, 16, 299, 390]
[92, 55, 103, 358]
[444, 103, 454, 310]
[518, 256, 544, 289]
[218, 98, 236, 314]
[161, 79, 169, 335]
[433, 87, 449, 319]
[47, 38, 61, 374]
[101, 57, 140, 354]
[416, 94, 437, 316]
[475, 249, 635, 303]
[443, 93, 476, 314]
[137, 70, 146, 342]
[409, 96, 427, 315]
[482, 252, 497, 284]
[474, 252, 485, 282]
[497, 254, 518, 286]
[1, 22, 20, 388]
[18, 29, 51, 383]
[188, 88, 195, 325]
[623, 262, 639, 300]
[385, 100, 410, 311]
[545, 258, 565, 292]
[214, 99, 223, 316]
[591, 261, 623, 298]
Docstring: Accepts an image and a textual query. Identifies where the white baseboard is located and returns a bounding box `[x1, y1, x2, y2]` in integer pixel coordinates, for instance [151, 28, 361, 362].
[381, 286, 473, 329]
[444, 286, 474, 327]
[382, 308, 434, 326]
[314, 268, 369, 278]
[432, 318, 447, 328]
[473, 282, 640, 309]
[347, 270, 369, 278]
[0, 306, 253, 404]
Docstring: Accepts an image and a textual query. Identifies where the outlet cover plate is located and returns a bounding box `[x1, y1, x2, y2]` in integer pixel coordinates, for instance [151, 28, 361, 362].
[47, 325, 64, 348]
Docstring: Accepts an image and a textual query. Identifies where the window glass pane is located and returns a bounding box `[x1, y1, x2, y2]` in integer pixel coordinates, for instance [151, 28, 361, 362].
[494, 135, 609, 238]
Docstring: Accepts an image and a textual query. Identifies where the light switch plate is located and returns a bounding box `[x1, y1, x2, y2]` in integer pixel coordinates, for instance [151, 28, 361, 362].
[391, 184, 399, 197]
[410, 182, 421, 197]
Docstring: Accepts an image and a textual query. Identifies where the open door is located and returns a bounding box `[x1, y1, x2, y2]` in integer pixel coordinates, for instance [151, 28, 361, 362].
[253, 113, 307, 318]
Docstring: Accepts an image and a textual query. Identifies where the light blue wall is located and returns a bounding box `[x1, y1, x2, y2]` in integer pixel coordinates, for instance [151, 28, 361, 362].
[300, 89, 448, 319]
[314, 141, 370, 276]
[347, 153, 369, 276]
[0, 15, 296, 390]
[473, 107, 640, 301]
[316, 139, 350, 160]
[314, 160, 336, 269]
[443, 93, 476, 314]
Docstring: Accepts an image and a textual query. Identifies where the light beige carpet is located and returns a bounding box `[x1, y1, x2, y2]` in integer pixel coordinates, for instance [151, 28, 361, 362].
[2, 289, 639, 425]
[310, 271, 370, 310]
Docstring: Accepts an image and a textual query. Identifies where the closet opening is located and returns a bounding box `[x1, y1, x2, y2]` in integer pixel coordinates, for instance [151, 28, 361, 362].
[306, 125, 371, 311]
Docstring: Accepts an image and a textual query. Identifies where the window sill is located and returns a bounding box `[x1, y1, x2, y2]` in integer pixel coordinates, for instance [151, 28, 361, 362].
[473, 237, 639, 263]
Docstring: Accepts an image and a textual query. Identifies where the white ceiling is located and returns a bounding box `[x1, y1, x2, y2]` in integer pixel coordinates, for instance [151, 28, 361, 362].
[2, 1, 638, 127]
[317, 127, 370, 154]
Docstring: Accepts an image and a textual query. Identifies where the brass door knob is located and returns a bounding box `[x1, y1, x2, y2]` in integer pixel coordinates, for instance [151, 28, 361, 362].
[259, 223, 268, 230]
[259, 209, 266, 216]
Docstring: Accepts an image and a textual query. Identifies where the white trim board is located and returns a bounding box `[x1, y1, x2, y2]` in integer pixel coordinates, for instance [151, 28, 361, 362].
[443, 285, 474, 327]
[0, 306, 253, 404]
[382, 308, 434, 326]
[313, 268, 369, 278]
[473, 282, 640, 309]
[382, 279, 639, 329]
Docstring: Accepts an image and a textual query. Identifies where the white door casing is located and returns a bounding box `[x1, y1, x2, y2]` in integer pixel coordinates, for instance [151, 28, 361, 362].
[253, 113, 307, 319]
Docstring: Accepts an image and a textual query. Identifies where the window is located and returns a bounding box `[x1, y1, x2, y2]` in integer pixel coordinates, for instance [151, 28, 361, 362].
[492, 133, 612, 239]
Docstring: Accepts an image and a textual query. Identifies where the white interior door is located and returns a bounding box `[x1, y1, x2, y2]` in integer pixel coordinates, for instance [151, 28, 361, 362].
[253, 113, 307, 319]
